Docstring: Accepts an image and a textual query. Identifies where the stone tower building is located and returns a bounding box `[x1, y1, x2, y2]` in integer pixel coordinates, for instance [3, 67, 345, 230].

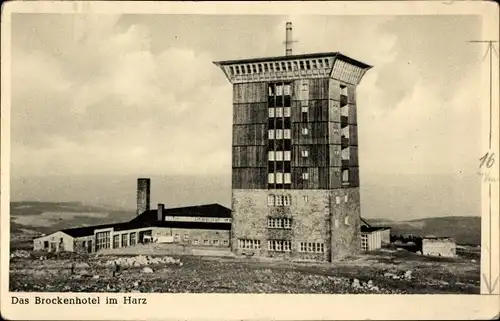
[214, 23, 372, 261]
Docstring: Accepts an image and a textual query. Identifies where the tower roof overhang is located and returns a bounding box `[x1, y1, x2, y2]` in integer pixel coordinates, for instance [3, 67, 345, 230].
[214, 52, 372, 85]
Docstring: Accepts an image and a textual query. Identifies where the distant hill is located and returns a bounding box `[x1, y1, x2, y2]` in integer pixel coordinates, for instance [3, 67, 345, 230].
[365, 216, 480, 245]
[10, 201, 135, 235]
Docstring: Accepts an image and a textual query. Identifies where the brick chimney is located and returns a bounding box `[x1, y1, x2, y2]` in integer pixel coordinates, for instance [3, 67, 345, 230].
[157, 203, 165, 221]
[136, 178, 151, 216]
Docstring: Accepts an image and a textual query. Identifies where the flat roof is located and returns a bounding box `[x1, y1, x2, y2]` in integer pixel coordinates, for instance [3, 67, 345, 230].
[214, 52, 372, 70]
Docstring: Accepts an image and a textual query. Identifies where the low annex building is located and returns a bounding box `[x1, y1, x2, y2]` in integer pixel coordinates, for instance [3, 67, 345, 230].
[422, 236, 456, 258]
[360, 218, 391, 252]
[33, 178, 231, 253]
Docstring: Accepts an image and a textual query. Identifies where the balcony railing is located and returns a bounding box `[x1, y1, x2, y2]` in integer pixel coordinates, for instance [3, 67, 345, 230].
[340, 115, 348, 126]
[341, 159, 350, 167]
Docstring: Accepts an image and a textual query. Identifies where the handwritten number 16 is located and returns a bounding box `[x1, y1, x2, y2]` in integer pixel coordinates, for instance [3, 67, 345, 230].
[479, 152, 495, 168]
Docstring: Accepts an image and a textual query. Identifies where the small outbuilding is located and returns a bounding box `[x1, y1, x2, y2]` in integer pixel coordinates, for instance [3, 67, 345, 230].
[422, 236, 456, 258]
[360, 218, 391, 252]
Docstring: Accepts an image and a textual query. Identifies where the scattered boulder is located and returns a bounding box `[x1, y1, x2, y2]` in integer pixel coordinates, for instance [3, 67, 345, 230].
[416, 251, 422, 255]
[367, 280, 373, 287]
[351, 278, 361, 288]
[10, 250, 31, 259]
[392, 275, 400, 280]
[92, 275, 100, 279]
[404, 270, 412, 280]
[371, 286, 379, 292]
[142, 267, 154, 273]
[384, 272, 395, 278]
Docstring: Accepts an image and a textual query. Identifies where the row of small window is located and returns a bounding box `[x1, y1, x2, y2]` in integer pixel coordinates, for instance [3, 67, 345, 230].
[268, 194, 350, 206]
[268, 107, 291, 118]
[268, 129, 291, 140]
[268, 83, 292, 96]
[229, 59, 331, 76]
[112, 233, 137, 248]
[238, 239, 325, 253]
[268, 149, 307, 159]
[268, 173, 292, 184]
[268, 217, 292, 229]
[299, 242, 325, 253]
[191, 239, 229, 246]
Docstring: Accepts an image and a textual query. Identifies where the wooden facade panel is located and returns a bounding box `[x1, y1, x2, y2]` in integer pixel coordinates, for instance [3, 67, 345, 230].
[329, 167, 342, 189]
[308, 78, 329, 100]
[328, 122, 341, 144]
[318, 167, 330, 189]
[233, 82, 268, 104]
[349, 167, 360, 187]
[232, 167, 267, 189]
[232, 146, 267, 167]
[349, 146, 359, 166]
[291, 167, 325, 189]
[233, 124, 267, 146]
[293, 79, 309, 101]
[292, 122, 330, 145]
[329, 145, 341, 167]
[348, 103, 358, 124]
[291, 145, 329, 167]
[233, 103, 268, 125]
[291, 100, 329, 123]
[347, 84, 356, 104]
[329, 78, 341, 100]
[349, 125, 358, 146]
[329, 100, 340, 122]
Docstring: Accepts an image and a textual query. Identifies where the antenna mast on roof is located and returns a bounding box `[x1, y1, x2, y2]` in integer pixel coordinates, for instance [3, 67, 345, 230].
[284, 22, 297, 56]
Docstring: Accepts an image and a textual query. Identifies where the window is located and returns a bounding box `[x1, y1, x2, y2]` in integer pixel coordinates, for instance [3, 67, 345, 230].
[284, 83, 291, 95]
[345, 216, 350, 226]
[44, 241, 49, 249]
[268, 173, 275, 184]
[284, 173, 291, 184]
[212, 239, 219, 245]
[284, 151, 291, 161]
[283, 195, 292, 206]
[276, 129, 283, 139]
[193, 239, 199, 245]
[96, 231, 111, 251]
[302, 127, 309, 135]
[264, 63, 269, 72]
[299, 242, 325, 253]
[284, 107, 291, 117]
[275, 151, 283, 161]
[252, 64, 257, 73]
[336, 196, 341, 204]
[303, 195, 309, 202]
[258, 64, 263, 72]
[276, 84, 283, 95]
[268, 108, 275, 117]
[306, 60, 311, 70]
[276, 195, 284, 206]
[121, 234, 128, 247]
[238, 239, 261, 249]
[268, 151, 275, 161]
[293, 61, 299, 71]
[184, 234, 190, 241]
[268, 130, 275, 140]
[342, 169, 349, 182]
[301, 106, 308, 113]
[268, 195, 275, 206]
[174, 234, 180, 242]
[130, 233, 136, 246]
[267, 217, 293, 229]
[223, 240, 229, 246]
[340, 85, 348, 96]
[276, 172, 283, 184]
[113, 235, 120, 248]
[203, 239, 209, 245]
[283, 129, 291, 139]
[302, 172, 309, 180]
[268, 240, 291, 252]
[361, 234, 368, 251]
[299, 61, 305, 70]
[335, 219, 340, 228]
[345, 195, 349, 203]
[275, 107, 283, 117]
[301, 150, 309, 157]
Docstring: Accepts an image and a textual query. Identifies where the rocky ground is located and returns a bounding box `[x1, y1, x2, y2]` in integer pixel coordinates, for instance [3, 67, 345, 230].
[9, 246, 480, 294]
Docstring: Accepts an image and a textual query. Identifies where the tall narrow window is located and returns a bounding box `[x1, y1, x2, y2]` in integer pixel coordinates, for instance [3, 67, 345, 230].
[268, 151, 275, 161]
[284, 173, 291, 184]
[276, 172, 283, 184]
[268, 130, 275, 140]
[268, 173, 275, 184]
[301, 149, 309, 158]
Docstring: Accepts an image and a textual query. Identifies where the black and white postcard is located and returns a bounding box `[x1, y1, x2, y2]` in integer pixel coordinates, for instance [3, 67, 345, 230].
[1, 1, 499, 320]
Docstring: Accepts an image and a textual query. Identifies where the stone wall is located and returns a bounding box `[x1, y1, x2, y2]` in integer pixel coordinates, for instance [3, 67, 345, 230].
[232, 188, 361, 261]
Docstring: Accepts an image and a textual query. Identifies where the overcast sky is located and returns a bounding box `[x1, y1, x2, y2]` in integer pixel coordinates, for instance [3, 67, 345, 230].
[9, 14, 485, 218]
